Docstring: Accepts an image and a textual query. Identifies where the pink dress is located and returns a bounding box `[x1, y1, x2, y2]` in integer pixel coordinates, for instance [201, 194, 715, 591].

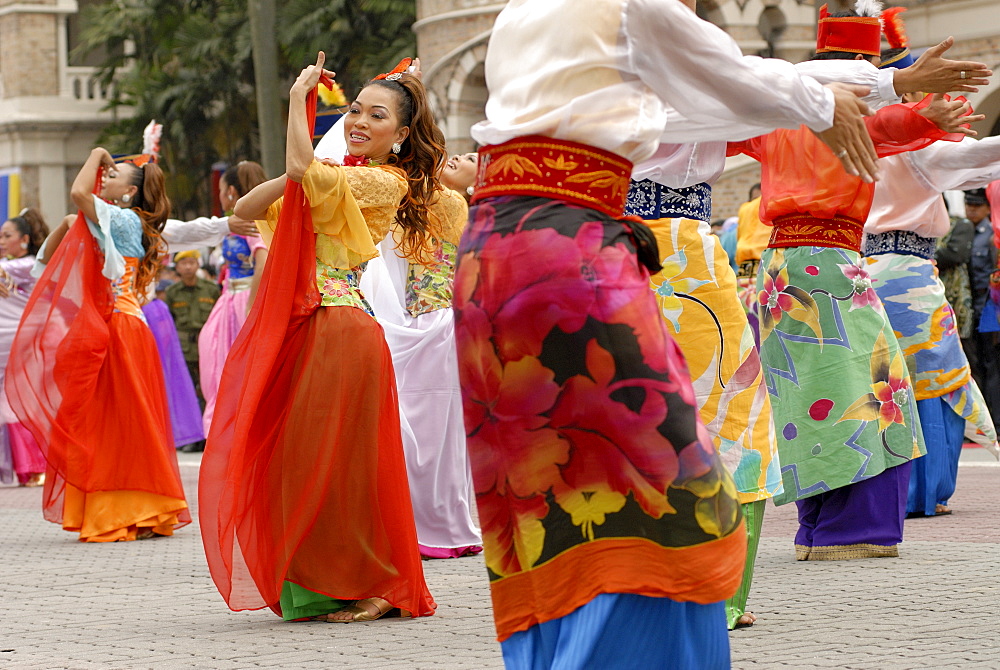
[198, 234, 266, 436]
[0, 255, 46, 484]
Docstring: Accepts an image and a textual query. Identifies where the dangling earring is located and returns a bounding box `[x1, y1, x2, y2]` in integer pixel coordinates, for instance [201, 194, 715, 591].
[121, 193, 131, 204]
[20, 242, 28, 250]
[391, 142, 402, 154]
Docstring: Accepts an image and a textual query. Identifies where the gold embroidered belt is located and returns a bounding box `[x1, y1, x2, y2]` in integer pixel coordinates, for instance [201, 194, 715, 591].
[768, 213, 864, 253]
[472, 136, 633, 218]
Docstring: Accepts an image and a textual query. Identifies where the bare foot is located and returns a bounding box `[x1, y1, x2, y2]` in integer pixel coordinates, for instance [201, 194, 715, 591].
[735, 612, 757, 628]
[935, 504, 953, 515]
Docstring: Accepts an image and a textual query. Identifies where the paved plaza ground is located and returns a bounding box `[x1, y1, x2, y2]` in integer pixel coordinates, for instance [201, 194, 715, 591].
[2, 449, 998, 669]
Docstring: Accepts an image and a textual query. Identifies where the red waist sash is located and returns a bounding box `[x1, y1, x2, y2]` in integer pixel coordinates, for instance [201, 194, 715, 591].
[472, 135, 633, 218]
[767, 213, 864, 253]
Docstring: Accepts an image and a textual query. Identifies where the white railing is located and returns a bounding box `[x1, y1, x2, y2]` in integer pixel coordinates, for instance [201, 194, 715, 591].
[62, 66, 114, 102]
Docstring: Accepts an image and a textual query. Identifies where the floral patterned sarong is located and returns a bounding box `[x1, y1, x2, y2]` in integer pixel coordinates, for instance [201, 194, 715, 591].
[757, 246, 925, 505]
[865, 251, 997, 450]
[645, 217, 780, 503]
[454, 195, 746, 641]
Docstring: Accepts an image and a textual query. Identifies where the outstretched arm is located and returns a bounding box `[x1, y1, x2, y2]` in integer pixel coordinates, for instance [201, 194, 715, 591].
[894, 38, 992, 95]
[36, 214, 76, 264]
[233, 176, 288, 221]
[628, 0, 878, 181]
[287, 51, 336, 181]
[70, 148, 114, 223]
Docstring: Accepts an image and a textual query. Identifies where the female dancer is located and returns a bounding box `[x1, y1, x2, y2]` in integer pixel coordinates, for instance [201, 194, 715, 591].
[365, 147, 482, 559]
[323, 107, 482, 559]
[440, 153, 477, 200]
[0, 209, 49, 486]
[729, 15, 974, 560]
[6, 149, 189, 541]
[200, 53, 435, 623]
[197, 161, 268, 436]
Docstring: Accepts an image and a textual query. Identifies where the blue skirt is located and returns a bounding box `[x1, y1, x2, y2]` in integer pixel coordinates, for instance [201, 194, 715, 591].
[500, 594, 729, 670]
[907, 396, 965, 516]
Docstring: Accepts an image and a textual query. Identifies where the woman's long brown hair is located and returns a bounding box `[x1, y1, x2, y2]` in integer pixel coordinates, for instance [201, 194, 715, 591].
[366, 74, 446, 263]
[124, 161, 171, 297]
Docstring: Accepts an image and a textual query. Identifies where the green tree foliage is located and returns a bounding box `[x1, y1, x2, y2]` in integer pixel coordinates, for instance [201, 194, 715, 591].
[76, 0, 416, 217]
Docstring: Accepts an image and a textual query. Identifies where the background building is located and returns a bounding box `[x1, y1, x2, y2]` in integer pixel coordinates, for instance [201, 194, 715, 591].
[0, 0, 119, 226]
[415, 0, 1000, 221]
[3, 1, 998, 226]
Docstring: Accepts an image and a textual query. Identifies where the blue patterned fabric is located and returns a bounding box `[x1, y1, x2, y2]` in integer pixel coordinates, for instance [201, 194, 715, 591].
[862, 230, 936, 260]
[864, 252, 969, 394]
[500, 594, 729, 670]
[625, 180, 712, 223]
[105, 206, 144, 258]
[221, 235, 256, 280]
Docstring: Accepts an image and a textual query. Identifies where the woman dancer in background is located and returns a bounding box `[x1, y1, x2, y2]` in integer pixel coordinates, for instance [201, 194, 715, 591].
[0, 209, 49, 487]
[7, 149, 189, 541]
[366, 142, 482, 559]
[197, 161, 268, 436]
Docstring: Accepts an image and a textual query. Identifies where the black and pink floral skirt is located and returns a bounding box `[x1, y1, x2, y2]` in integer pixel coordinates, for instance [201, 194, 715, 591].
[453, 194, 746, 642]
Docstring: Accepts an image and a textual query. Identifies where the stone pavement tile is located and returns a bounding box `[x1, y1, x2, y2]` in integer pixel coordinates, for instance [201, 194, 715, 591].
[731, 536, 999, 669]
[5, 454, 998, 668]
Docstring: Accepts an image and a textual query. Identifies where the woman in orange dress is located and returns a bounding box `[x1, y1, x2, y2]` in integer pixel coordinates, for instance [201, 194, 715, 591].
[199, 53, 436, 623]
[6, 148, 189, 541]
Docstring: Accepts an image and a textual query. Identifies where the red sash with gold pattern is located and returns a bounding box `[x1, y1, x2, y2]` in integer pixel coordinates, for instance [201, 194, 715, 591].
[768, 213, 864, 253]
[472, 136, 632, 218]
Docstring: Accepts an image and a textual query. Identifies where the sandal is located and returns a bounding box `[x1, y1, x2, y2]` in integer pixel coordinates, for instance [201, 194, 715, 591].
[934, 504, 953, 516]
[19, 473, 45, 488]
[323, 597, 396, 623]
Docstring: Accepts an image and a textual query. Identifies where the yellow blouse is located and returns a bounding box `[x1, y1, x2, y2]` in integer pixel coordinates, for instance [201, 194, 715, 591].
[259, 161, 409, 314]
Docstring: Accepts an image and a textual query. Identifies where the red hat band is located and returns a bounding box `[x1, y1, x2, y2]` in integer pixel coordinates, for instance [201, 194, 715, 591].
[817, 15, 881, 57]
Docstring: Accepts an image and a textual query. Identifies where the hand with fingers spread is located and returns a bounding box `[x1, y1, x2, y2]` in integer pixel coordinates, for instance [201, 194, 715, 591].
[894, 37, 992, 95]
[917, 93, 985, 137]
[814, 82, 880, 183]
[290, 51, 337, 99]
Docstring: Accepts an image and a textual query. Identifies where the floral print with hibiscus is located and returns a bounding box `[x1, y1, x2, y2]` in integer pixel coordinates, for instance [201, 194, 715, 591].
[454, 196, 742, 581]
[315, 259, 373, 316]
[756, 246, 924, 504]
[838, 261, 880, 312]
[757, 251, 822, 344]
[838, 330, 912, 432]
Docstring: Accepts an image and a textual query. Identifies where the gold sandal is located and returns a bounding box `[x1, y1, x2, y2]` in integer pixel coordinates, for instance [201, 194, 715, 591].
[326, 597, 395, 623]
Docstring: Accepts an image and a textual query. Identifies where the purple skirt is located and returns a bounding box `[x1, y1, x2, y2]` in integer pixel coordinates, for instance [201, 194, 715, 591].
[795, 461, 912, 560]
[142, 299, 204, 448]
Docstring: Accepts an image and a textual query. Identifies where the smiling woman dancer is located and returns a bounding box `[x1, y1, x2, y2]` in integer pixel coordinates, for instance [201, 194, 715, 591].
[200, 53, 435, 624]
[7, 149, 189, 541]
[319, 108, 483, 560]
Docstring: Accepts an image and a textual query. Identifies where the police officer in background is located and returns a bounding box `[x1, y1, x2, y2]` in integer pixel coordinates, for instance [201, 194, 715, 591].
[966, 188, 999, 431]
[165, 250, 219, 425]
